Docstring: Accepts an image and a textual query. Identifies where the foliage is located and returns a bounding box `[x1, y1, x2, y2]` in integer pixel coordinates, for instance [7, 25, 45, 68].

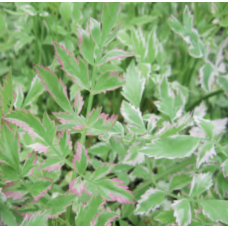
[1, 2, 228, 226]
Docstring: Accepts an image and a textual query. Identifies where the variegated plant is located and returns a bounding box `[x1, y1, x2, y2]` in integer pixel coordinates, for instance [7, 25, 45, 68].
[1, 2, 228, 226]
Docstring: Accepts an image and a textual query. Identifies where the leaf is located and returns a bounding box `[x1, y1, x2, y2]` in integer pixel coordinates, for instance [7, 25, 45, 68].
[98, 49, 134, 65]
[4, 110, 55, 145]
[75, 194, 103, 226]
[23, 75, 44, 107]
[94, 178, 134, 204]
[72, 142, 89, 175]
[87, 108, 118, 136]
[121, 61, 145, 108]
[58, 129, 72, 157]
[199, 61, 215, 92]
[0, 164, 19, 180]
[196, 142, 216, 168]
[78, 28, 95, 65]
[218, 75, 228, 97]
[40, 157, 63, 172]
[69, 177, 84, 196]
[134, 188, 165, 215]
[91, 163, 115, 181]
[139, 136, 200, 159]
[21, 152, 37, 177]
[155, 77, 184, 121]
[46, 194, 76, 218]
[0, 68, 13, 114]
[29, 178, 52, 201]
[90, 18, 101, 46]
[0, 207, 17, 226]
[101, 3, 121, 44]
[200, 200, 228, 224]
[94, 211, 118, 226]
[172, 199, 191, 226]
[189, 173, 213, 198]
[53, 41, 90, 90]
[14, 83, 24, 109]
[92, 71, 125, 94]
[59, 2, 72, 23]
[154, 210, 176, 225]
[74, 91, 84, 114]
[221, 159, 228, 178]
[21, 211, 50, 226]
[34, 65, 73, 113]
[169, 173, 192, 190]
[88, 142, 110, 159]
[120, 100, 146, 134]
[0, 123, 20, 172]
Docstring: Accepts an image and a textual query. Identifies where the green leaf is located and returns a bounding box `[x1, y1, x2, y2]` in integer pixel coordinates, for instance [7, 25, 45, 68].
[189, 173, 213, 198]
[120, 100, 146, 134]
[0, 69, 13, 114]
[0, 123, 20, 172]
[172, 199, 191, 226]
[53, 41, 90, 90]
[101, 3, 121, 44]
[14, 83, 24, 109]
[200, 200, 228, 224]
[90, 18, 101, 46]
[46, 194, 76, 218]
[134, 188, 165, 215]
[199, 62, 215, 92]
[121, 61, 145, 108]
[155, 77, 184, 121]
[91, 163, 114, 181]
[92, 71, 125, 94]
[76, 194, 104, 226]
[154, 210, 176, 225]
[195, 117, 214, 139]
[60, 2, 72, 23]
[29, 178, 52, 201]
[21, 152, 37, 177]
[218, 76, 228, 97]
[139, 136, 200, 159]
[23, 75, 44, 107]
[169, 173, 192, 190]
[88, 142, 110, 159]
[78, 28, 95, 65]
[35, 65, 73, 113]
[0, 207, 17, 226]
[73, 142, 88, 175]
[0, 164, 19, 180]
[221, 159, 228, 178]
[98, 49, 134, 65]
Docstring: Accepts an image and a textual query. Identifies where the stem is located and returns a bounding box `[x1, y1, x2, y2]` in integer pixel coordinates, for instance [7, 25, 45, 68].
[186, 89, 224, 112]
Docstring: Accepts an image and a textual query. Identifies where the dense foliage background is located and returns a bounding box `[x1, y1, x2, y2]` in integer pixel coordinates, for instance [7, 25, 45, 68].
[1, 2, 228, 226]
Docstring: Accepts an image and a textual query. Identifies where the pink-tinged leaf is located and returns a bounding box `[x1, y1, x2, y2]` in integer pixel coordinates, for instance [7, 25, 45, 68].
[28, 143, 49, 154]
[2, 182, 27, 200]
[95, 178, 134, 204]
[29, 178, 53, 201]
[78, 28, 95, 65]
[72, 142, 89, 175]
[87, 110, 118, 136]
[4, 109, 46, 140]
[69, 177, 84, 196]
[40, 158, 63, 172]
[34, 65, 73, 113]
[53, 112, 86, 131]
[74, 91, 84, 114]
[97, 49, 134, 65]
[92, 71, 125, 95]
[90, 18, 101, 46]
[53, 40, 90, 90]
[212, 118, 228, 136]
[91, 163, 115, 181]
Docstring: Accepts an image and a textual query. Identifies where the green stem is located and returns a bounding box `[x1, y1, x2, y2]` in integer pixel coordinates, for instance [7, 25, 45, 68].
[186, 89, 224, 112]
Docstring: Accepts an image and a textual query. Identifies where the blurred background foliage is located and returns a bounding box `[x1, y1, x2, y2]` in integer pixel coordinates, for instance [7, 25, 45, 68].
[0, 2, 228, 145]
